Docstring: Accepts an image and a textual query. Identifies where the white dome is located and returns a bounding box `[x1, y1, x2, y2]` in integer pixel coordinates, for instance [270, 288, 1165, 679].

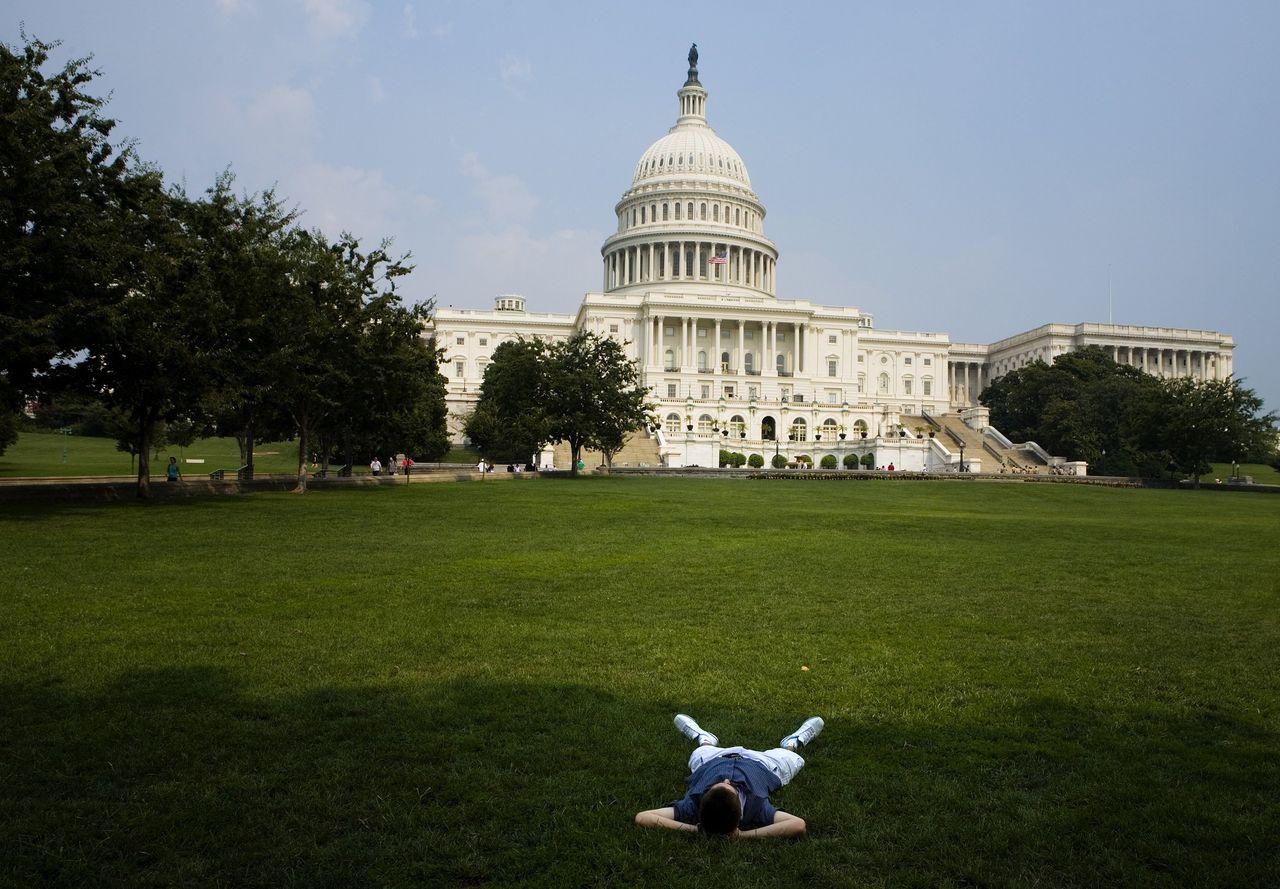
[632, 126, 751, 189]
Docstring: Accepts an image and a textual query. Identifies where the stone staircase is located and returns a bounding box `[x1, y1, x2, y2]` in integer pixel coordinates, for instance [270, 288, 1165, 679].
[549, 430, 662, 470]
[902, 413, 1038, 471]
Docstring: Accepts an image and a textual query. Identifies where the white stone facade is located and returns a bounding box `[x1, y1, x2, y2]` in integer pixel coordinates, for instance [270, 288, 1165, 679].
[429, 54, 1234, 468]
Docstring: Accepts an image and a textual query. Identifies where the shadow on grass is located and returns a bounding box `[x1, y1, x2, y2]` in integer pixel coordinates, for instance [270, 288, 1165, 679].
[3, 671, 1276, 888]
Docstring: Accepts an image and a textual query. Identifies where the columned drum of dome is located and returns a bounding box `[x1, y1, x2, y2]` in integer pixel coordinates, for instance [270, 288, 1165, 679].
[601, 49, 778, 298]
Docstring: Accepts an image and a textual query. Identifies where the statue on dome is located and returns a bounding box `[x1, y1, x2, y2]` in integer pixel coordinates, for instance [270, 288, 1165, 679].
[686, 43, 699, 84]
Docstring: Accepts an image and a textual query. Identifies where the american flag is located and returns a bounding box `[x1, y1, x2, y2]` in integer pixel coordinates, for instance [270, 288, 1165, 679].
[708, 250, 727, 265]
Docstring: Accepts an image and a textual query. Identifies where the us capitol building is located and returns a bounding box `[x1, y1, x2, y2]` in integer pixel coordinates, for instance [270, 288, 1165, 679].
[430, 48, 1233, 471]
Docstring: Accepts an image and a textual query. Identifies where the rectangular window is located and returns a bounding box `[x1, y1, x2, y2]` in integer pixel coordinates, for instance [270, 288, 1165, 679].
[745, 330, 754, 340]
[827, 390, 839, 404]
[667, 383, 677, 398]
[455, 336, 465, 345]
[723, 385, 735, 398]
[904, 357, 912, 365]
[923, 358, 932, 366]
[700, 384, 711, 399]
[904, 379, 913, 395]
[455, 361, 464, 377]
[923, 380, 932, 396]
[828, 360, 837, 377]
[748, 386, 758, 399]
[697, 329, 708, 338]
[828, 334, 837, 344]
[858, 354, 864, 362]
[664, 327, 674, 336]
[479, 337, 487, 346]
[609, 324, 619, 333]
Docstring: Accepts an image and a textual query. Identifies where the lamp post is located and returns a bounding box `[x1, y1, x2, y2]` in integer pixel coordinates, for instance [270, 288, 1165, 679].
[958, 441, 966, 472]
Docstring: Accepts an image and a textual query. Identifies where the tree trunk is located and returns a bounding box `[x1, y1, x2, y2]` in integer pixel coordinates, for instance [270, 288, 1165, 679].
[294, 416, 309, 493]
[244, 427, 255, 480]
[569, 440, 581, 476]
[136, 413, 153, 500]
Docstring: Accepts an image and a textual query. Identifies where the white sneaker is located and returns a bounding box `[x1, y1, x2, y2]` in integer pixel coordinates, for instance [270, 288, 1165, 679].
[673, 713, 719, 747]
[781, 716, 824, 750]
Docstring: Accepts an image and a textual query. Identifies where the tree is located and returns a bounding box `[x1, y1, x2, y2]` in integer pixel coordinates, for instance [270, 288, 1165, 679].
[190, 173, 300, 476]
[72, 177, 224, 497]
[543, 332, 652, 476]
[464, 338, 551, 464]
[1163, 377, 1276, 486]
[982, 347, 1170, 476]
[1, 33, 138, 416]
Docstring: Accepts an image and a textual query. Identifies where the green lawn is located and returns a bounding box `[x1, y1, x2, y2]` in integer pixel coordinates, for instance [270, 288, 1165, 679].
[0, 431, 303, 478]
[1205, 461, 1280, 485]
[1, 432, 480, 478]
[2, 479, 1277, 887]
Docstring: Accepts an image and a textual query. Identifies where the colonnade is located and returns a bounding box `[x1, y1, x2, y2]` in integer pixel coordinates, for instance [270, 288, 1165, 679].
[1104, 345, 1228, 381]
[947, 360, 988, 406]
[604, 241, 775, 294]
[644, 314, 812, 377]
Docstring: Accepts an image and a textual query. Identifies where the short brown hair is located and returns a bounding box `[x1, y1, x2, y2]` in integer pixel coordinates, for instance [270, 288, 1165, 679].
[698, 784, 741, 835]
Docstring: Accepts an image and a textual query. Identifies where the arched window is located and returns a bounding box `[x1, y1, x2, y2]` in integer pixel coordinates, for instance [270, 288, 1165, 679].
[735, 207, 740, 225]
[744, 352, 754, 373]
[640, 206, 646, 223]
[687, 202, 694, 218]
[713, 205, 719, 222]
[698, 414, 714, 435]
[631, 209, 636, 226]
[878, 373, 890, 394]
[730, 415, 746, 438]
[822, 419, 838, 439]
[675, 203, 682, 220]
[665, 413, 681, 436]
[700, 203, 707, 220]
[663, 203, 669, 221]
[777, 353, 786, 375]
[697, 350, 708, 372]
[790, 418, 807, 441]
[853, 419, 868, 434]
[761, 416, 777, 441]
[650, 203, 656, 222]
[721, 351, 730, 371]
[664, 349, 675, 371]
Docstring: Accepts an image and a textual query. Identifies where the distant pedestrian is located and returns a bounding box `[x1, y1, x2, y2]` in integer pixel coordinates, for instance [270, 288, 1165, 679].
[402, 456, 413, 477]
[387, 457, 396, 476]
[887, 462, 895, 472]
[370, 457, 382, 476]
[166, 456, 181, 482]
[477, 459, 487, 474]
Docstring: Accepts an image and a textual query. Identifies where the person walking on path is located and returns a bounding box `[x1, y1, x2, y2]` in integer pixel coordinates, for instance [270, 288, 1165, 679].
[166, 456, 182, 483]
[635, 714, 824, 838]
[370, 457, 382, 476]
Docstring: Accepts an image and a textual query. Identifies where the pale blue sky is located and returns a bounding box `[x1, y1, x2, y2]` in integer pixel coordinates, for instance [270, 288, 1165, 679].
[12, 1, 1280, 409]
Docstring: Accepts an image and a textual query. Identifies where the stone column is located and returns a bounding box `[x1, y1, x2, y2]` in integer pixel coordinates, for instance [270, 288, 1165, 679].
[766, 321, 775, 376]
[681, 317, 689, 370]
[738, 321, 745, 374]
[714, 319, 722, 374]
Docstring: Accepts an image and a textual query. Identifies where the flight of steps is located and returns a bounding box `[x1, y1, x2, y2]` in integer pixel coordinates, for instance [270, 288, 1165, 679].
[903, 414, 1036, 471]
[549, 430, 662, 469]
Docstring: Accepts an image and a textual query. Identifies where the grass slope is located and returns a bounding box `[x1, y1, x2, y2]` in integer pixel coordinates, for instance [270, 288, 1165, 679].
[2, 478, 1277, 887]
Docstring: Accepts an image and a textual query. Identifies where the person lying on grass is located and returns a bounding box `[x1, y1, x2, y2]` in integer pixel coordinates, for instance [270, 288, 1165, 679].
[634, 713, 824, 838]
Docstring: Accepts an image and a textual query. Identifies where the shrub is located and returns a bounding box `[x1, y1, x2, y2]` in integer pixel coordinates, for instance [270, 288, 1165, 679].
[860, 451, 875, 469]
[719, 449, 732, 467]
[820, 454, 837, 469]
[731, 451, 746, 468]
[843, 453, 858, 469]
[771, 453, 788, 469]
[748, 453, 764, 468]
